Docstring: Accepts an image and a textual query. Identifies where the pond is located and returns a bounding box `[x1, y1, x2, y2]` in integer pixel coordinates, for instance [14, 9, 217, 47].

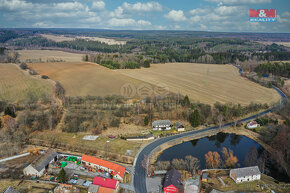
[157, 132, 289, 182]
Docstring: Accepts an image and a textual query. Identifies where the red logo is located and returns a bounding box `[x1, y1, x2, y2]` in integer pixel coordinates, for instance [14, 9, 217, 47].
[249, 9, 276, 18]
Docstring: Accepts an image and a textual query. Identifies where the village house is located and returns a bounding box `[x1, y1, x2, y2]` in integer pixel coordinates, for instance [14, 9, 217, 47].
[247, 121, 260, 129]
[230, 166, 261, 183]
[23, 149, 58, 177]
[81, 155, 125, 181]
[164, 169, 183, 193]
[92, 176, 119, 193]
[175, 122, 185, 132]
[202, 173, 208, 182]
[152, 120, 172, 131]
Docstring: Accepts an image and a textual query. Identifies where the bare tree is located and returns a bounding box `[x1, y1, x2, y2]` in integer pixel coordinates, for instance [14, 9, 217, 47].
[217, 114, 223, 129]
[185, 155, 200, 174]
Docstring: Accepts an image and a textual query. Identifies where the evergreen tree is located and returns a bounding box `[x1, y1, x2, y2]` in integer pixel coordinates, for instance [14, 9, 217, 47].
[58, 168, 67, 183]
[144, 115, 149, 126]
[4, 106, 16, 118]
[182, 95, 190, 107]
[190, 109, 200, 127]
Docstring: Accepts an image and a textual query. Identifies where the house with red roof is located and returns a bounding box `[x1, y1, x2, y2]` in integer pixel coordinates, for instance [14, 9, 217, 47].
[93, 176, 119, 192]
[81, 154, 125, 181]
[164, 169, 183, 193]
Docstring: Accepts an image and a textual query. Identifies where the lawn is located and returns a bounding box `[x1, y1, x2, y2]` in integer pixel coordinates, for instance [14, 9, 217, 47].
[30, 130, 147, 158]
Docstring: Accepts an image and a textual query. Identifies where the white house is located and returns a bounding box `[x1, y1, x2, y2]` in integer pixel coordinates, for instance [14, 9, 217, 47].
[247, 121, 260, 129]
[23, 149, 58, 177]
[176, 122, 185, 132]
[230, 166, 261, 183]
[152, 120, 171, 131]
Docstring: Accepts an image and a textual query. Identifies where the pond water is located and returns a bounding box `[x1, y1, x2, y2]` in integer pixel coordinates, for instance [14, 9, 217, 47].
[157, 132, 289, 182]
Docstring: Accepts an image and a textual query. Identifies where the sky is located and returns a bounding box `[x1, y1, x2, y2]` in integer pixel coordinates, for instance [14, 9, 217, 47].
[0, 0, 290, 32]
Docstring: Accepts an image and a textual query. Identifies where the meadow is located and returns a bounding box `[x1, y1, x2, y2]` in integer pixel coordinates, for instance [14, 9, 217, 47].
[0, 63, 53, 102]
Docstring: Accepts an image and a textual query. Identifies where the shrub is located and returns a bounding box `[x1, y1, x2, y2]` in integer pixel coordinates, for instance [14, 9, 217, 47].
[19, 62, 28, 70]
[41, 75, 49, 79]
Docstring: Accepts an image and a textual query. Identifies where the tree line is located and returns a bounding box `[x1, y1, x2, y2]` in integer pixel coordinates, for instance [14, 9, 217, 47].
[255, 62, 290, 78]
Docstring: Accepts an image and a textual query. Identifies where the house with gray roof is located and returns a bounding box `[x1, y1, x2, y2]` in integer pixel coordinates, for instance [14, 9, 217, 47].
[230, 166, 261, 183]
[176, 121, 185, 131]
[23, 149, 58, 177]
[88, 184, 99, 193]
[3, 187, 19, 193]
[152, 120, 171, 131]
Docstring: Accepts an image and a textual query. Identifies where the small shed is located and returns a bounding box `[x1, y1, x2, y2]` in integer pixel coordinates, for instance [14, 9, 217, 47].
[202, 173, 208, 182]
[88, 184, 99, 193]
[176, 122, 185, 132]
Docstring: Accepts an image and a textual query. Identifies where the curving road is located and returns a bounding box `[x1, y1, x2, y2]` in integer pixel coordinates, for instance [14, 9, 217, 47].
[133, 86, 287, 193]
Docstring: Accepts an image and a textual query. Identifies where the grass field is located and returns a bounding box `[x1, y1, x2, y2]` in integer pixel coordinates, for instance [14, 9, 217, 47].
[118, 63, 280, 105]
[18, 49, 84, 63]
[0, 63, 53, 102]
[28, 62, 145, 97]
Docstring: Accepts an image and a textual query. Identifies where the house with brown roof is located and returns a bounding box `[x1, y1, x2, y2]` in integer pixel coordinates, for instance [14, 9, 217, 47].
[81, 155, 126, 181]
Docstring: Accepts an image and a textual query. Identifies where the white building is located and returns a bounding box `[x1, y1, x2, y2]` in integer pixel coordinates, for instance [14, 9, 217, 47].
[230, 166, 261, 183]
[23, 149, 58, 177]
[152, 120, 171, 131]
[176, 122, 185, 132]
[247, 121, 260, 129]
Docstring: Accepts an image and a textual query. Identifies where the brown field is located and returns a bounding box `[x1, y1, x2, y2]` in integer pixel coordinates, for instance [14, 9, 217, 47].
[41, 34, 126, 45]
[0, 63, 53, 102]
[18, 49, 84, 63]
[118, 63, 280, 105]
[258, 41, 290, 48]
[27, 61, 280, 105]
[28, 62, 145, 97]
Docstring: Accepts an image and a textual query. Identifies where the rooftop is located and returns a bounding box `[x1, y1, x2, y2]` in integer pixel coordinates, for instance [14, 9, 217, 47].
[98, 186, 115, 193]
[152, 120, 171, 127]
[230, 166, 261, 178]
[88, 184, 99, 193]
[164, 169, 183, 191]
[81, 155, 125, 178]
[31, 149, 58, 172]
[3, 187, 20, 193]
[93, 176, 117, 189]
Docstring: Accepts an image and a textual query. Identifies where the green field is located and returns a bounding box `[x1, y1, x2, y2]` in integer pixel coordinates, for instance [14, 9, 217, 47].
[0, 63, 53, 102]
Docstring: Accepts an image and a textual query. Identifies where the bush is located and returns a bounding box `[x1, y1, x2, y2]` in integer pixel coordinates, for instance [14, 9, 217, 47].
[110, 118, 120, 127]
[19, 62, 28, 70]
[41, 75, 49, 79]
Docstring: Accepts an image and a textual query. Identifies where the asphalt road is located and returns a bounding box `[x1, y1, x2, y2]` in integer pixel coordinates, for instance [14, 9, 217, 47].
[133, 86, 287, 193]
